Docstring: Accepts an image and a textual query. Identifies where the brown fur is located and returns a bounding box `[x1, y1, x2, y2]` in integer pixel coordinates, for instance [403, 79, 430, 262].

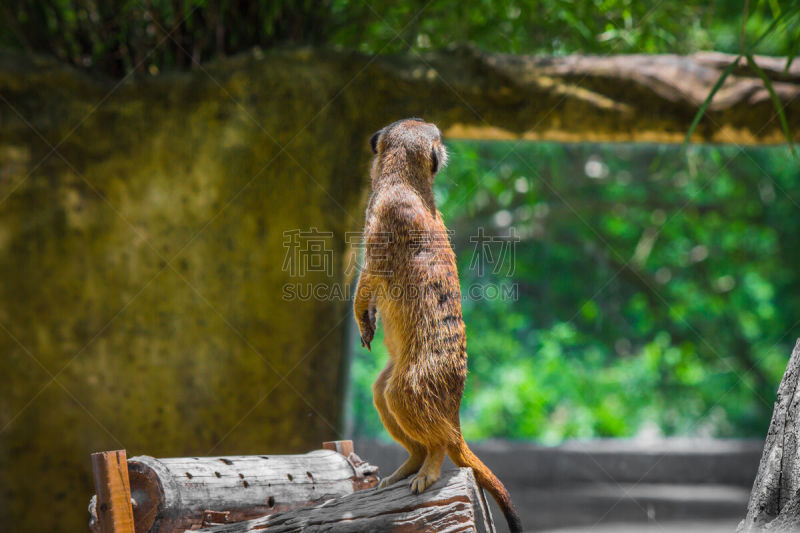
[354, 118, 523, 533]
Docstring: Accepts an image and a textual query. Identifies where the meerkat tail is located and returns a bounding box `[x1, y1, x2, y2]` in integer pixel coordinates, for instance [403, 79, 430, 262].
[447, 438, 523, 533]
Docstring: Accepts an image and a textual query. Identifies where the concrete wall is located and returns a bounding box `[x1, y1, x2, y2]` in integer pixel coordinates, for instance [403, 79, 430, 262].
[355, 438, 763, 532]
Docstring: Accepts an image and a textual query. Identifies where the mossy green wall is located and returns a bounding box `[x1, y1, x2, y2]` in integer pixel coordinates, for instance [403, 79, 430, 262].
[0, 51, 371, 531]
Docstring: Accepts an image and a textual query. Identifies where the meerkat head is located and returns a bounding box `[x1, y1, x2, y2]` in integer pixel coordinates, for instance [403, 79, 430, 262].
[369, 118, 448, 182]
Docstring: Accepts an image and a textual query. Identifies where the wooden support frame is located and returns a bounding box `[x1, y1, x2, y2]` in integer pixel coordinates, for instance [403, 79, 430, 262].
[90, 449, 136, 533]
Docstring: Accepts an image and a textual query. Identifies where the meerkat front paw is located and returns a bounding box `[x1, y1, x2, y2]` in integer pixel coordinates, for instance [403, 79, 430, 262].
[359, 310, 375, 350]
[409, 471, 439, 494]
[359, 324, 374, 350]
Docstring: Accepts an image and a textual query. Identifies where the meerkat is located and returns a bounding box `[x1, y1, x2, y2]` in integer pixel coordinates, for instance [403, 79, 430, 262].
[354, 118, 523, 533]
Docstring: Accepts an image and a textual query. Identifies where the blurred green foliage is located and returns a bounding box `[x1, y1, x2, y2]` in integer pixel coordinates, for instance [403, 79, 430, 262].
[2, 0, 798, 77]
[349, 141, 800, 443]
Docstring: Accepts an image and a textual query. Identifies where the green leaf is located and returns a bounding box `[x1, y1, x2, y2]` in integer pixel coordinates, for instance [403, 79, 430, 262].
[683, 55, 741, 146]
[748, 5, 800, 51]
[768, 0, 781, 19]
[746, 53, 797, 157]
[785, 32, 800, 72]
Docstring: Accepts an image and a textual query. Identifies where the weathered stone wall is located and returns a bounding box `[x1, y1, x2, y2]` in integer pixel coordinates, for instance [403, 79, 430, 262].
[0, 50, 372, 531]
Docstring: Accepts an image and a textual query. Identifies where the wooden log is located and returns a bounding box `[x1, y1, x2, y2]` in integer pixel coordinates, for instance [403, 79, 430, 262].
[90, 450, 136, 533]
[194, 468, 495, 533]
[89, 447, 378, 533]
[739, 339, 800, 532]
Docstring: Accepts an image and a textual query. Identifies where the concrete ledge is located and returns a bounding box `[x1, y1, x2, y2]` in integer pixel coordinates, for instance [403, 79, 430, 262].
[354, 438, 762, 532]
[355, 438, 762, 486]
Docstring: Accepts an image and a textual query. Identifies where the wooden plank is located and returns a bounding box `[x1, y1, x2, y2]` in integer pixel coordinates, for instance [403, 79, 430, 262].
[196, 467, 494, 533]
[91, 450, 136, 533]
[322, 440, 354, 457]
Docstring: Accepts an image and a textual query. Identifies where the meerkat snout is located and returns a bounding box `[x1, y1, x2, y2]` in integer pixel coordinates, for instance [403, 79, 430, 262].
[432, 141, 448, 173]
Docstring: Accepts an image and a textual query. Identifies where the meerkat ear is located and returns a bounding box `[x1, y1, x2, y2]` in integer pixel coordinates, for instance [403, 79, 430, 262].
[431, 147, 440, 173]
[369, 129, 383, 154]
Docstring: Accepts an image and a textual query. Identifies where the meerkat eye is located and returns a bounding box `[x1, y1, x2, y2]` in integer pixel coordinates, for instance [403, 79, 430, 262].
[369, 129, 383, 154]
[431, 147, 439, 173]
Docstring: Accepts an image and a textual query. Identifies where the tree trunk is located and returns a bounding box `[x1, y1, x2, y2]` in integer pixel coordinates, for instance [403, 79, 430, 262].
[0, 48, 797, 531]
[195, 467, 495, 533]
[739, 339, 800, 532]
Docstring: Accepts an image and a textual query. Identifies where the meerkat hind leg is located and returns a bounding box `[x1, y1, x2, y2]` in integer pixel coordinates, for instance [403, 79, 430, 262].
[410, 445, 446, 494]
[375, 405, 425, 488]
[373, 364, 426, 488]
[379, 451, 425, 488]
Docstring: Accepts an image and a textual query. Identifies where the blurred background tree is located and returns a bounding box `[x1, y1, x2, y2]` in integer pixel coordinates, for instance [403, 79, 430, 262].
[2, 0, 797, 78]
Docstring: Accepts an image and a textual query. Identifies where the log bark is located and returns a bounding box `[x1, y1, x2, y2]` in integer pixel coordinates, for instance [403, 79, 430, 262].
[89, 449, 378, 533]
[195, 467, 495, 533]
[739, 339, 800, 532]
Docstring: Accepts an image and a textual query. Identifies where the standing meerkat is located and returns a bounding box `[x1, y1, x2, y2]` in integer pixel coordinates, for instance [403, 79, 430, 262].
[354, 118, 523, 532]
